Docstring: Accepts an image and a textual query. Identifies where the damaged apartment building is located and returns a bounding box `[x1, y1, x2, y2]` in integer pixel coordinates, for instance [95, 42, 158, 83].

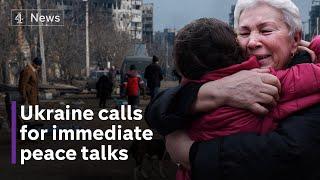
[0, 0, 153, 85]
[309, 0, 320, 38]
[56, 0, 148, 40]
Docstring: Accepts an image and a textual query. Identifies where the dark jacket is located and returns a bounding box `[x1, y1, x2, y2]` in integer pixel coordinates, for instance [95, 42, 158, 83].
[144, 63, 163, 88]
[96, 75, 113, 98]
[145, 52, 320, 180]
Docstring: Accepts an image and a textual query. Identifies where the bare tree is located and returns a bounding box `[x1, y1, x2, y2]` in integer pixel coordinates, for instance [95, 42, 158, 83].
[90, 11, 134, 69]
[0, 0, 30, 84]
[43, 21, 85, 81]
[40, 1, 86, 81]
[1, 0, 135, 83]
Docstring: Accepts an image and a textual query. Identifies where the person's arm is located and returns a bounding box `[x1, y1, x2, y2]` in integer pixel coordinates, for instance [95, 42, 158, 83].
[145, 83, 202, 135]
[138, 76, 145, 96]
[194, 69, 280, 114]
[272, 63, 320, 102]
[145, 70, 280, 136]
[144, 66, 150, 80]
[96, 78, 101, 90]
[309, 35, 320, 62]
[298, 36, 320, 62]
[166, 104, 320, 180]
[265, 56, 320, 121]
[159, 66, 164, 81]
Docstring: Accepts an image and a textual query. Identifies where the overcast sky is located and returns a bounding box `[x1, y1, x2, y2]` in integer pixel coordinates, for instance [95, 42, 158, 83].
[143, 0, 314, 33]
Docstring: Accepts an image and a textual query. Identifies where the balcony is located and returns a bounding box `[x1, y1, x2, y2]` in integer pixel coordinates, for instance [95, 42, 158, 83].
[132, 0, 142, 6]
[131, 26, 142, 31]
[143, 27, 153, 32]
[131, 16, 142, 23]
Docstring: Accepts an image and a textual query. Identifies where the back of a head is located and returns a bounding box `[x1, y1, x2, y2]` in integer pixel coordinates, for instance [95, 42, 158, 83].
[152, 55, 159, 63]
[174, 18, 244, 80]
[103, 74, 110, 81]
[130, 64, 137, 71]
[32, 57, 42, 66]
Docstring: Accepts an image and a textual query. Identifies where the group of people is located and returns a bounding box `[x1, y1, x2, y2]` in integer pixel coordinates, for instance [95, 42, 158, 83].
[96, 55, 164, 108]
[9, 54, 164, 135]
[145, 0, 320, 179]
[122, 55, 163, 107]
[15, 54, 164, 111]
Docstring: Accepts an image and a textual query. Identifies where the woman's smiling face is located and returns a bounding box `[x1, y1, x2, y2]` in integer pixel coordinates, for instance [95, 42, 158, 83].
[237, 3, 299, 69]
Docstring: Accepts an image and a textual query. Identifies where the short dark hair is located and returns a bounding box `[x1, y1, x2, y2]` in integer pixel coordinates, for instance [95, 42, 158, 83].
[152, 55, 159, 63]
[174, 18, 244, 80]
[32, 57, 42, 66]
[130, 64, 137, 70]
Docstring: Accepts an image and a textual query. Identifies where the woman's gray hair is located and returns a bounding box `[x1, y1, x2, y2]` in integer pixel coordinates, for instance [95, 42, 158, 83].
[234, 0, 302, 37]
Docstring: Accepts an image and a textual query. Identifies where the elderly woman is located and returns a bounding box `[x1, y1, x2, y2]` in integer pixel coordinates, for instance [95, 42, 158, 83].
[145, 0, 320, 179]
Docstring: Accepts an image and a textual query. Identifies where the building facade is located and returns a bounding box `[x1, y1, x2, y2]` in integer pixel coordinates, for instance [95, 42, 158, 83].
[153, 28, 176, 78]
[113, 0, 143, 40]
[229, 4, 235, 28]
[309, 0, 320, 37]
[142, 3, 153, 43]
[55, 0, 144, 40]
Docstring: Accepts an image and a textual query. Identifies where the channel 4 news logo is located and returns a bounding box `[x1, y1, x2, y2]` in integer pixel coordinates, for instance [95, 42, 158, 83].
[11, 9, 64, 26]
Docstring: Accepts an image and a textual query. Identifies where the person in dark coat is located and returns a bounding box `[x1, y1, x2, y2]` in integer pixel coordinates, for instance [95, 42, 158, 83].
[96, 75, 113, 108]
[144, 55, 163, 99]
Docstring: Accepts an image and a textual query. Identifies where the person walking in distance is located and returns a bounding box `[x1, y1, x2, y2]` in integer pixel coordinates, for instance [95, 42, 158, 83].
[96, 75, 113, 108]
[144, 55, 163, 99]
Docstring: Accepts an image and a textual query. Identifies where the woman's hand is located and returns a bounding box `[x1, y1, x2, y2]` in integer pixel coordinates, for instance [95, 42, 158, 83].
[298, 46, 316, 62]
[165, 130, 194, 170]
[299, 40, 311, 47]
[194, 69, 281, 115]
[298, 40, 317, 62]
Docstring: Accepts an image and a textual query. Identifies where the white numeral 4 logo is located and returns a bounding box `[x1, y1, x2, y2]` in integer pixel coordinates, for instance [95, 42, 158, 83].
[15, 12, 23, 24]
